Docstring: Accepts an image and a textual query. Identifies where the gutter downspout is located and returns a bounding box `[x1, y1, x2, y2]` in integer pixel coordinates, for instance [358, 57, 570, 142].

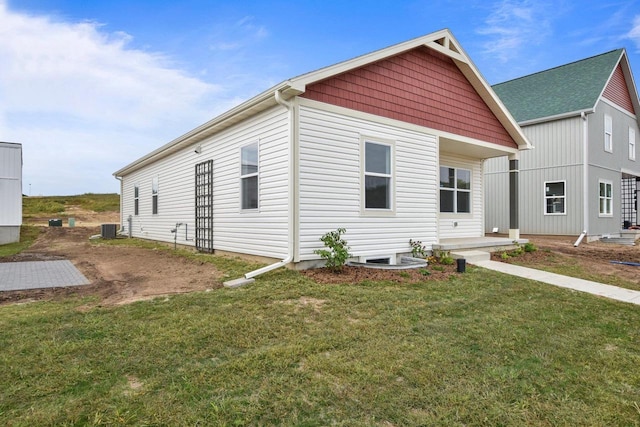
[115, 176, 124, 233]
[224, 90, 296, 286]
[576, 111, 590, 246]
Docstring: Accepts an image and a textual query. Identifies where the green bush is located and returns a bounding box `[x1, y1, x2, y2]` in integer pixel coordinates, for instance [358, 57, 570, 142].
[524, 242, 537, 253]
[314, 228, 352, 272]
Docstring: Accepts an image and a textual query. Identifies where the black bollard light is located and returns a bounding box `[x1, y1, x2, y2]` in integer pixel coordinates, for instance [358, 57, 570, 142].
[456, 258, 466, 273]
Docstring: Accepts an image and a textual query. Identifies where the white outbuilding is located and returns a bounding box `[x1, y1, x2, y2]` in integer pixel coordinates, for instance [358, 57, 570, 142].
[0, 142, 23, 245]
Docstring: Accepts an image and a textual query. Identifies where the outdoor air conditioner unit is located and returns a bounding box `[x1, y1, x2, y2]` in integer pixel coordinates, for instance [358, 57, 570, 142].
[101, 224, 117, 239]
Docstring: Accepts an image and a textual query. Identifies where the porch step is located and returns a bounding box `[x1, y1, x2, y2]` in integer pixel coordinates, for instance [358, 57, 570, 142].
[450, 250, 491, 264]
[600, 237, 636, 246]
[620, 230, 640, 241]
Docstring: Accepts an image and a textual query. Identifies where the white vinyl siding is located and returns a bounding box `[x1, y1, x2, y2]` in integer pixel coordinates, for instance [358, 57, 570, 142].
[599, 180, 613, 216]
[298, 101, 438, 261]
[544, 181, 566, 215]
[630, 127, 636, 161]
[119, 106, 289, 259]
[604, 114, 613, 153]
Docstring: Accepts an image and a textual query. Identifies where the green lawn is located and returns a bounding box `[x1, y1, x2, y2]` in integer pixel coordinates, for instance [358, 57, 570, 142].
[0, 226, 41, 257]
[22, 193, 119, 219]
[1, 265, 640, 426]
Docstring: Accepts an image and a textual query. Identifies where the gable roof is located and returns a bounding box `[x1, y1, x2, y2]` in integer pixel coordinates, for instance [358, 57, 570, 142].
[114, 29, 530, 178]
[493, 49, 640, 124]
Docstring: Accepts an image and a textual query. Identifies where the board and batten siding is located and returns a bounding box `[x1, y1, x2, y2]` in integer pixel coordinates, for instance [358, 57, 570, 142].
[484, 116, 585, 235]
[121, 106, 290, 259]
[297, 103, 438, 261]
[438, 153, 484, 238]
[586, 100, 640, 235]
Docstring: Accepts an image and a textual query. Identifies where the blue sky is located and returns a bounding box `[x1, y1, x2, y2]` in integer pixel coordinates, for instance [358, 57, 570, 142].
[2, 0, 640, 195]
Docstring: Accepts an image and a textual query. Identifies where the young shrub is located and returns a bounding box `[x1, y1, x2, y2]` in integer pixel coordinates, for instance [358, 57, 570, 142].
[409, 239, 428, 258]
[500, 251, 510, 260]
[438, 250, 455, 265]
[511, 242, 524, 256]
[524, 242, 537, 253]
[314, 228, 352, 272]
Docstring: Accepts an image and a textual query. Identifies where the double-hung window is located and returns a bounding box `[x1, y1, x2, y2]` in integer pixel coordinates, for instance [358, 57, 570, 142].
[151, 176, 159, 215]
[364, 141, 392, 210]
[134, 184, 139, 216]
[241, 142, 259, 210]
[544, 181, 565, 215]
[604, 115, 613, 153]
[630, 127, 636, 161]
[599, 180, 613, 216]
[440, 166, 471, 213]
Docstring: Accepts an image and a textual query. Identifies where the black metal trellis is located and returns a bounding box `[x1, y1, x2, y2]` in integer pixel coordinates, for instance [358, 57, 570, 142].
[621, 175, 638, 228]
[195, 160, 214, 253]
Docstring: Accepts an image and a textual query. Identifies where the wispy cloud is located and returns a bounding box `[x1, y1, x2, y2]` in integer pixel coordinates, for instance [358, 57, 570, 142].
[209, 15, 268, 51]
[627, 15, 640, 50]
[0, 1, 222, 194]
[477, 0, 552, 63]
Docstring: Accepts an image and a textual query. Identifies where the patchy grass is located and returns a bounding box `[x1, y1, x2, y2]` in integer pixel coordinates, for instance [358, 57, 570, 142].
[95, 236, 265, 280]
[0, 226, 42, 257]
[1, 266, 640, 426]
[503, 249, 640, 292]
[23, 193, 119, 218]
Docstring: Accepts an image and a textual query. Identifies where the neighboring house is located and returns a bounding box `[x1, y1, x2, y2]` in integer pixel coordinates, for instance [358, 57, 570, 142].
[485, 49, 640, 240]
[114, 29, 530, 269]
[0, 142, 23, 245]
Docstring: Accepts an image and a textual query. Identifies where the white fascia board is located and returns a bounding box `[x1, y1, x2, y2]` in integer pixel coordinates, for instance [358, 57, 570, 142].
[113, 82, 300, 177]
[518, 109, 595, 127]
[452, 58, 532, 151]
[288, 29, 463, 90]
[619, 51, 640, 125]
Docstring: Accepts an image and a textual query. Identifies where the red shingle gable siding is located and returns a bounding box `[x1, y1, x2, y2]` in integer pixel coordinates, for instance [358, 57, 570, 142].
[603, 64, 636, 114]
[301, 47, 516, 148]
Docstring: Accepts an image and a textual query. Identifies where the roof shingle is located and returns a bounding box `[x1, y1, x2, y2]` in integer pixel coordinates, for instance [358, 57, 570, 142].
[493, 49, 623, 123]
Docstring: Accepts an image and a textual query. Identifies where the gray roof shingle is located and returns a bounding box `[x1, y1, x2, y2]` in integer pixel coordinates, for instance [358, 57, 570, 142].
[493, 49, 623, 123]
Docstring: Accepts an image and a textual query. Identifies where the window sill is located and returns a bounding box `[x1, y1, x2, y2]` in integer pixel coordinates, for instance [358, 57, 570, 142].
[361, 209, 396, 217]
[439, 212, 472, 219]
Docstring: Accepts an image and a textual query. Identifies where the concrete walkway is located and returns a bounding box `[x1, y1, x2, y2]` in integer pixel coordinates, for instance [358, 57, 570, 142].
[474, 260, 640, 306]
[0, 260, 90, 292]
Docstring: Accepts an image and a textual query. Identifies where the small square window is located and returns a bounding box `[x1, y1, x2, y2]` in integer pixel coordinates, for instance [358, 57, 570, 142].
[544, 181, 566, 215]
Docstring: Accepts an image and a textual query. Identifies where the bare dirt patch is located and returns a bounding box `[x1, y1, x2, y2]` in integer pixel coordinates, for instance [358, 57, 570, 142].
[491, 234, 640, 289]
[25, 206, 120, 228]
[301, 264, 457, 285]
[0, 226, 222, 308]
